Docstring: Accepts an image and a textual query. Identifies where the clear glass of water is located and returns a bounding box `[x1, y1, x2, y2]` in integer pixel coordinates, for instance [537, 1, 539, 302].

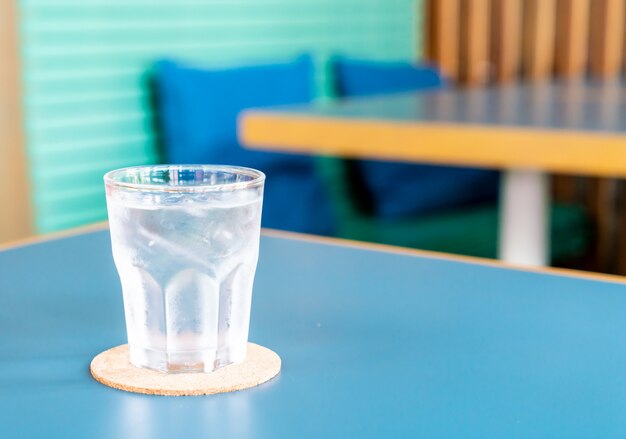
[104, 165, 264, 373]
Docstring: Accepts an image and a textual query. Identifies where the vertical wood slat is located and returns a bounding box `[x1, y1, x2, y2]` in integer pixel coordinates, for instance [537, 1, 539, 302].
[555, 0, 590, 77]
[491, 0, 522, 83]
[589, 0, 625, 79]
[522, 0, 557, 80]
[623, 3, 626, 72]
[425, 0, 461, 81]
[0, 0, 32, 242]
[459, 0, 491, 86]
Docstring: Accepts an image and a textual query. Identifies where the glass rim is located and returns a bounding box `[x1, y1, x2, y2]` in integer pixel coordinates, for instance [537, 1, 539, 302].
[104, 164, 265, 193]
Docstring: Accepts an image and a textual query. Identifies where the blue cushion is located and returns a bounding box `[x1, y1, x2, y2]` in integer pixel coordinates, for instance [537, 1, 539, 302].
[334, 57, 445, 97]
[333, 57, 499, 218]
[156, 55, 335, 234]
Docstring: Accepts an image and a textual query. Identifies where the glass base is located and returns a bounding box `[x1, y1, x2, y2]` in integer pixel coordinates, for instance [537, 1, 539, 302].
[128, 344, 247, 373]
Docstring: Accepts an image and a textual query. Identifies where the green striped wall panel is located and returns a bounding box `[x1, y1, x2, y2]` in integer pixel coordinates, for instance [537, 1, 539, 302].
[19, 0, 420, 233]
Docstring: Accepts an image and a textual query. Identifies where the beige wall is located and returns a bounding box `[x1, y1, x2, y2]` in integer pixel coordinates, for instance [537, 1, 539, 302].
[0, 0, 32, 242]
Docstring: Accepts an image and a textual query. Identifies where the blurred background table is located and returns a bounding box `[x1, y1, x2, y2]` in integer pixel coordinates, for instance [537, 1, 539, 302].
[3, 226, 626, 438]
[241, 80, 626, 267]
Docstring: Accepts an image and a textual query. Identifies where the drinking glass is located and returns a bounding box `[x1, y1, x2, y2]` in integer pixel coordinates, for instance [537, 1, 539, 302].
[104, 165, 264, 373]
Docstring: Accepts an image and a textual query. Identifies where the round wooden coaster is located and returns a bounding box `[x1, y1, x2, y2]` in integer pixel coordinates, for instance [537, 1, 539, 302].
[90, 343, 281, 396]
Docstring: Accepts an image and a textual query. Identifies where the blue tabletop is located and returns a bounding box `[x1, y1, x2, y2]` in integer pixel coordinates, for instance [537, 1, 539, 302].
[2, 230, 626, 438]
[260, 79, 626, 134]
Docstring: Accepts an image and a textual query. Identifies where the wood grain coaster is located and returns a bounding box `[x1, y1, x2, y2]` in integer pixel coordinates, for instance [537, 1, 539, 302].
[90, 343, 281, 396]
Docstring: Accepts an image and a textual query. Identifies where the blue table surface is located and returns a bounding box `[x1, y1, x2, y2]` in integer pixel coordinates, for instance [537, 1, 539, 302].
[260, 79, 626, 134]
[2, 230, 626, 438]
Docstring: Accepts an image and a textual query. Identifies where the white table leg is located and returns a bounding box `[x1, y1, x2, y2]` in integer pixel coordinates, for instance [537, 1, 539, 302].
[498, 170, 550, 266]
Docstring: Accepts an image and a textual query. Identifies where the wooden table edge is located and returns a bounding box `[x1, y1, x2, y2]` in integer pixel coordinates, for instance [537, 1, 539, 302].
[261, 229, 626, 285]
[0, 221, 109, 252]
[2, 222, 623, 285]
[239, 110, 626, 177]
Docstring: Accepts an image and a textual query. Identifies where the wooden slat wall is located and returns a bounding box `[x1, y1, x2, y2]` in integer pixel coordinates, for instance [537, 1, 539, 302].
[424, 0, 626, 88]
[423, 0, 626, 273]
[0, 0, 32, 242]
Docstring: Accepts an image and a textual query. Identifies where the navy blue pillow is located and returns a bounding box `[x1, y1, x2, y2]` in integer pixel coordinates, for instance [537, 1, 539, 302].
[335, 57, 444, 97]
[333, 57, 499, 218]
[156, 55, 335, 234]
